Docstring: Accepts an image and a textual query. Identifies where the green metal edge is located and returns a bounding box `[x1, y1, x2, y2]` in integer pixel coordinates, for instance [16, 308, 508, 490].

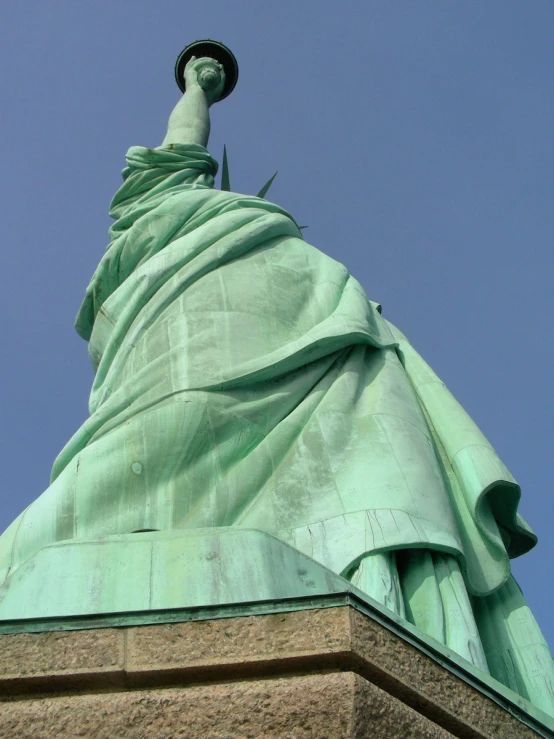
[0, 591, 552, 737]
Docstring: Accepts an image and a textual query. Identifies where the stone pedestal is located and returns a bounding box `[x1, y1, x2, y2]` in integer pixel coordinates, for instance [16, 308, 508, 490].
[1, 601, 550, 738]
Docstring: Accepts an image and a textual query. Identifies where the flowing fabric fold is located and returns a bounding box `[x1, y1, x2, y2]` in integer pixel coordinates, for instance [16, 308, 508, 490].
[387, 324, 536, 596]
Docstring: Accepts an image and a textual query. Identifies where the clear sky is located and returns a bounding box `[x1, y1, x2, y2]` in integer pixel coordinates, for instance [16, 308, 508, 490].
[0, 1, 552, 648]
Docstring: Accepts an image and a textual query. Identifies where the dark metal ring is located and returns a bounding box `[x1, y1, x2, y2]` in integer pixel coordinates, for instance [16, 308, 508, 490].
[174, 39, 239, 101]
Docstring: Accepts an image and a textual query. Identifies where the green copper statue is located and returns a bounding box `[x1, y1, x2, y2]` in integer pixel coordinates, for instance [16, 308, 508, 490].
[0, 41, 552, 715]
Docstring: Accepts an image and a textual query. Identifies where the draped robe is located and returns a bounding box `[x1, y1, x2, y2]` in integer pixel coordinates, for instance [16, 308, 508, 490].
[0, 144, 552, 714]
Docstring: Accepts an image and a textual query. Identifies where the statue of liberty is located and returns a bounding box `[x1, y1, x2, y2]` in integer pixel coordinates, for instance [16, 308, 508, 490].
[0, 41, 552, 716]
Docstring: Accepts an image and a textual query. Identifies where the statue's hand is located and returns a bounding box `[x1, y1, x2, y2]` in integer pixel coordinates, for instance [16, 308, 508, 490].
[183, 56, 226, 106]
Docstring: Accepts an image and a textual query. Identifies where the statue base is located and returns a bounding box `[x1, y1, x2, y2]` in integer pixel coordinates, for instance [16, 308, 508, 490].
[0, 528, 351, 620]
[1, 601, 551, 738]
[0, 529, 552, 736]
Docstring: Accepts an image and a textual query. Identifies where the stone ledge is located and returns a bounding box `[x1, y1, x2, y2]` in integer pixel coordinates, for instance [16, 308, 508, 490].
[0, 627, 124, 679]
[0, 605, 549, 738]
[0, 673, 453, 739]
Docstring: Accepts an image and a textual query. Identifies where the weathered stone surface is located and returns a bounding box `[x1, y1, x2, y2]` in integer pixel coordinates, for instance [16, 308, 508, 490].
[0, 627, 124, 684]
[0, 606, 545, 737]
[126, 607, 350, 673]
[348, 608, 540, 739]
[351, 674, 453, 738]
[0, 673, 451, 739]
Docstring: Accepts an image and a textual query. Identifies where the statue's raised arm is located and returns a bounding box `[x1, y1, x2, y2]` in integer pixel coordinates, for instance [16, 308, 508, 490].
[162, 55, 225, 148]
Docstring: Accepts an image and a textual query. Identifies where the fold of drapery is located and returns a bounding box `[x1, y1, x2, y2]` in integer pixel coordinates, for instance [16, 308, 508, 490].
[0, 144, 536, 604]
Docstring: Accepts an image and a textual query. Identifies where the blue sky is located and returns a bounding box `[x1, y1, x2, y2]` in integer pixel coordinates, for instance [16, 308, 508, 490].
[0, 1, 552, 648]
